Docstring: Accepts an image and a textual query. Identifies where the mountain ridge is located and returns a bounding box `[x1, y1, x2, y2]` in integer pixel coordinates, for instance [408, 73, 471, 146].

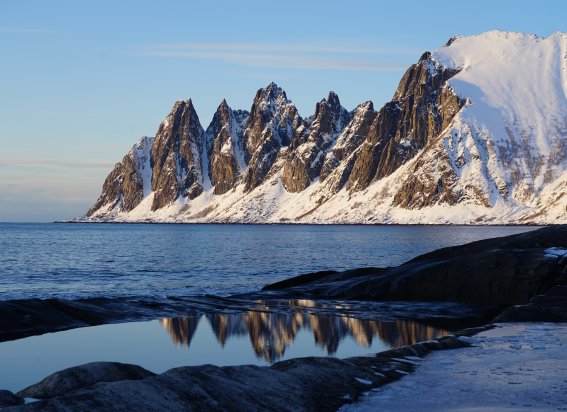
[82, 31, 567, 224]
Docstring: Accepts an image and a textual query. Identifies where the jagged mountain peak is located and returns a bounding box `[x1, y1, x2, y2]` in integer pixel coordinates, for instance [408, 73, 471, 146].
[254, 82, 288, 108]
[354, 100, 374, 112]
[84, 31, 567, 224]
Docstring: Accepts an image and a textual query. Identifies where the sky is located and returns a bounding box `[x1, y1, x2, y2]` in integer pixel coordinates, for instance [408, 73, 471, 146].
[1, 0, 565, 222]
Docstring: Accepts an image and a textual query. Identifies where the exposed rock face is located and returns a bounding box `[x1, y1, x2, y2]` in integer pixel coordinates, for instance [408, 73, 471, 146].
[242, 82, 303, 191]
[205, 100, 248, 195]
[281, 92, 351, 192]
[495, 285, 567, 322]
[345, 54, 463, 192]
[320, 101, 375, 183]
[86, 137, 152, 216]
[150, 99, 205, 210]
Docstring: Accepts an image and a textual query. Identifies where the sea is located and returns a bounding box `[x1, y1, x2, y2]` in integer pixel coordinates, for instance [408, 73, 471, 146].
[0, 223, 539, 392]
[0, 223, 538, 301]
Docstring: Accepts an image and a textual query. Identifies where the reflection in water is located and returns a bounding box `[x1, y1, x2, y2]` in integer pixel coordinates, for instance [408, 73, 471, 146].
[159, 300, 447, 362]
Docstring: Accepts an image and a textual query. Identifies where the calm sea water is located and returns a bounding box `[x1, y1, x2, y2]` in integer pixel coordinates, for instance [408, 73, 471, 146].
[0, 223, 538, 301]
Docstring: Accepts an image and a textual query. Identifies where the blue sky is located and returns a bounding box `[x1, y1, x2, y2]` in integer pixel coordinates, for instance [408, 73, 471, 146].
[1, 0, 565, 221]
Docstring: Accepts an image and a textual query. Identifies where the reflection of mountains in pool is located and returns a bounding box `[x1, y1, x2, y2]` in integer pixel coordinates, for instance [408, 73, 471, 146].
[159, 301, 447, 362]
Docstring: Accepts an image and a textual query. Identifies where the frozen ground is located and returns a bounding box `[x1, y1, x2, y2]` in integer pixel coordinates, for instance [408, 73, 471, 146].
[343, 323, 567, 411]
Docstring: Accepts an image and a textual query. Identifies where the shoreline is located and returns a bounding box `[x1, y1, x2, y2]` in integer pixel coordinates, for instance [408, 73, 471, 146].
[1, 225, 566, 410]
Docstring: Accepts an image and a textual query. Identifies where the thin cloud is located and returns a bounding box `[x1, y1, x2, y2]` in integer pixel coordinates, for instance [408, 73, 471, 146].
[152, 42, 421, 56]
[0, 158, 116, 169]
[0, 27, 55, 34]
[138, 42, 417, 72]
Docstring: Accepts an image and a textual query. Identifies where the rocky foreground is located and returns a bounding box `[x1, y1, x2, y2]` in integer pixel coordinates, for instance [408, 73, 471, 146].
[1, 226, 567, 410]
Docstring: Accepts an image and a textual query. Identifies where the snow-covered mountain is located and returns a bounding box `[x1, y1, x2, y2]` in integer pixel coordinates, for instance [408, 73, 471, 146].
[83, 31, 567, 224]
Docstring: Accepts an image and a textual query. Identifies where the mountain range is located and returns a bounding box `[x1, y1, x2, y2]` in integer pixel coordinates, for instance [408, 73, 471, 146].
[82, 31, 567, 224]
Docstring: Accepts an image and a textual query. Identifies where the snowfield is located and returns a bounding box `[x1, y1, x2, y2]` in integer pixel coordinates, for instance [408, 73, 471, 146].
[84, 31, 567, 224]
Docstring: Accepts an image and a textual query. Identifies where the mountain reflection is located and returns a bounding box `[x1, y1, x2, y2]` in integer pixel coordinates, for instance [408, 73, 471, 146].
[159, 300, 447, 362]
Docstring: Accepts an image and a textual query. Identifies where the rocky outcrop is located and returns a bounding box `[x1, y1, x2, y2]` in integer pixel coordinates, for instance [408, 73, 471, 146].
[205, 100, 248, 195]
[6, 336, 470, 411]
[86, 137, 152, 216]
[242, 82, 303, 191]
[281, 92, 351, 192]
[150, 99, 205, 210]
[319, 101, 375, 184]
[0, 391, 22, 408]
[17, 362, 154, 399]
[495, 285, 567, 322]
[345, 53, 463, 192]
[263, 226, 567, 307]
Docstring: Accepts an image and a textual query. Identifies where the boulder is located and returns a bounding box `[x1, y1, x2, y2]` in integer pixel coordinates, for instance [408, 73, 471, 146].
[0, 390, 23, 407]
[17, 362, 155, 399]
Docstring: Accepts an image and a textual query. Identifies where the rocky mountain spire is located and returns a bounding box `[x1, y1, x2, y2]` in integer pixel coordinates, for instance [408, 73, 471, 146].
[242, 82, 303, 191]
[205, 100, 249, 195]
[345, 53, 464, 192]
[150, 99, 205, 210]
[320, 101, 375, 182]
[84, 31, 567, 225]
[281, 91, 351, 192]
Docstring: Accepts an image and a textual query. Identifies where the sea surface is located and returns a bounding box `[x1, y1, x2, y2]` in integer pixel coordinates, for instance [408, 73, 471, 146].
[0, 223, 538, 301]
[0, 223, 540, 392]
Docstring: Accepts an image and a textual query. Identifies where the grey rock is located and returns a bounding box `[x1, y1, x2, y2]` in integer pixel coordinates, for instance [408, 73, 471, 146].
[0, 390, 23, 407]
[263, 226, 567, 307]
[495, 285, 567, 322]
[17, 362, 155, 399]
[8, 336, 466, 411]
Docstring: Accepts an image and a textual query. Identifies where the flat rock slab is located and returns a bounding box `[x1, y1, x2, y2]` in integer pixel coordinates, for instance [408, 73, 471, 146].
[343, 323, 567, 411]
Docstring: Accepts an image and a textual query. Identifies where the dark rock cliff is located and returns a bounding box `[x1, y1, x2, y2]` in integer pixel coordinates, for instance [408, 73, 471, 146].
[205, 100, 249, 195]
[281, 92, 351, 192]
[242, 82, 303, 191]
[345, 53, 463, 192]
[86, 137, 152, 216]
[150, 99, 205, 211]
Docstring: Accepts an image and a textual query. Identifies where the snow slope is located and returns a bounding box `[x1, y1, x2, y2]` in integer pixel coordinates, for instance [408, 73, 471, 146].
[84, 31, 567, 224]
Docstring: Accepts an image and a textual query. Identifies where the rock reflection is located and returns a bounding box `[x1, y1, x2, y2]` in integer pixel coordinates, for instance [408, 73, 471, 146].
[160, 300, 447, 362]
[159, 315, 200, 347]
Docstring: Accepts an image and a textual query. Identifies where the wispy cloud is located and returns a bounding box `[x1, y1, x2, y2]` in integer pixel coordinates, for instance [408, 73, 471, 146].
[0, 158, 115, 169]
[0, 27, 55, 34]
[138, 42, 418, 72]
